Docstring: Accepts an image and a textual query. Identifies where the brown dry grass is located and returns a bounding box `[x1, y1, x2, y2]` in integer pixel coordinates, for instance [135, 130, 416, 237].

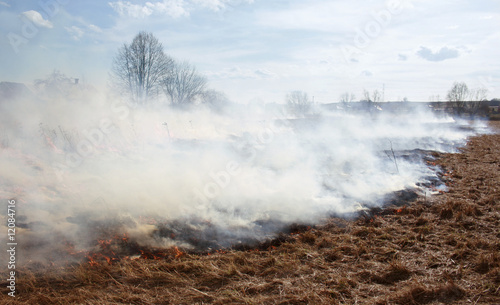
[1, 121, 499, 304]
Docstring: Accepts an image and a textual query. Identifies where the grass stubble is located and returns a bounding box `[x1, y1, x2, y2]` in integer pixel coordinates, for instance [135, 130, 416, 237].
[1, 122, 499, 304]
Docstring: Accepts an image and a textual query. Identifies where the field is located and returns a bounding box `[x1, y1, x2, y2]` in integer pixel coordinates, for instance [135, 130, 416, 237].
[1, 121, 499, 305]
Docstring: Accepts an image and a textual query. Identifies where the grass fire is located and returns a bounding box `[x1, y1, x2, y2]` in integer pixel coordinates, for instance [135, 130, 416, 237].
[1, 88, 499, 302]
[1, 2, 500, 302]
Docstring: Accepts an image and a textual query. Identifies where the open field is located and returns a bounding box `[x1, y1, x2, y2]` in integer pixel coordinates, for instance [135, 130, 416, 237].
[1, 121, 499, 305]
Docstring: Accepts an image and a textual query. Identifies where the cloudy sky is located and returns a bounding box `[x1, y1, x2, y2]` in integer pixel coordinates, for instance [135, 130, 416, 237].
[0, 0, 499, 103]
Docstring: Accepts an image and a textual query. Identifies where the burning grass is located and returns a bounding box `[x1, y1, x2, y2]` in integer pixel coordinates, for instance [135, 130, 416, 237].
[1, 121, 500, 304]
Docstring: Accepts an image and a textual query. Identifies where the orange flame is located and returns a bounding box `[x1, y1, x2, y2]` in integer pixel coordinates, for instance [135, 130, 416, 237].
[174, 246, 185, 259]
[65, 233, 193, 265]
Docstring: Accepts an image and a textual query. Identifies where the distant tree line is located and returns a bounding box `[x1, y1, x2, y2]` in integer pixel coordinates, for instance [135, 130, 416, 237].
[446, 81, 489, 115]
[284, 82, 497, 118]
[286, 91, 312, 116]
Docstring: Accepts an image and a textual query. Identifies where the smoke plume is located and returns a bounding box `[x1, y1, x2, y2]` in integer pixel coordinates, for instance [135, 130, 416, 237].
[0, 89, 489, 261]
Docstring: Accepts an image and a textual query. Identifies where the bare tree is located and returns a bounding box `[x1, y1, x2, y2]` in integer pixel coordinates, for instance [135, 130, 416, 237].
[362, 89, 381, 103]
[468, 87, 488, 114]
[372, 90, 381, 103]
[428, 94, 440, 102]
[446, 82, 469, 113]
[471, 87, 488, 102]
[340, 92, 356, 103]
[200, 89, 230, 112]
[111, 31, 173, 104]
[286, 90, 311, 116]
[162, 61, 207, 106]
[446, 82, 488, 115]
[363, 89, 371, 102]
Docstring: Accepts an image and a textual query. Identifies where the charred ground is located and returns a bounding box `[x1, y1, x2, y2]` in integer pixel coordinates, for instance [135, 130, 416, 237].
[1, 121, 499, 304]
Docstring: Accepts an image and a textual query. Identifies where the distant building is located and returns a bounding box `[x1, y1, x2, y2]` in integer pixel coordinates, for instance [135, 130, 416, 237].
[489, 99, 500, 113]
[0, 82, 35, 102]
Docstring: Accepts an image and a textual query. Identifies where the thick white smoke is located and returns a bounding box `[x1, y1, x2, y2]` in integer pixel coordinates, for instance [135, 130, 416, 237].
[0, 88, 489, 259]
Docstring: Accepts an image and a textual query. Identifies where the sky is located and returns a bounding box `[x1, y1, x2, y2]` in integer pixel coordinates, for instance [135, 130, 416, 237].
[0, 0, 499, 104]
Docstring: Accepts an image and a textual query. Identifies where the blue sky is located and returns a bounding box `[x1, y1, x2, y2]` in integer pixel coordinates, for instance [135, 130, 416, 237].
[1, 0, 499, 103]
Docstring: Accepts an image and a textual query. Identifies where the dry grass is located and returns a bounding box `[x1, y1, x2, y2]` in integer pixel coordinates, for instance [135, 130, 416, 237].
[1, 121, 499, 304]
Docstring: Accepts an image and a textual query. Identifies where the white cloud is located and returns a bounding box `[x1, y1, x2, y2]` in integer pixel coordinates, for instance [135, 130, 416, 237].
[192, 0, 226, 11]
[0, 1, 10, 7]
[108, 1, 154, 18]
[108, 0, 254, 18]
[416, 46, 460, 62]
[21, 10, 53, 29]
[192, 0, 254, 11]
[361, 70, 373, 77]
[88, 24, 103, 33]
[65, 26, 84, 40]
[108, 0, 189, 18]
[254, 68, 277, 78]
[146, 0, 189, 18]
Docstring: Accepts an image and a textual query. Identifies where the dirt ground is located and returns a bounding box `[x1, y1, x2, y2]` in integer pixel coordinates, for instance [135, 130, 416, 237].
[1, 121, 499, 305]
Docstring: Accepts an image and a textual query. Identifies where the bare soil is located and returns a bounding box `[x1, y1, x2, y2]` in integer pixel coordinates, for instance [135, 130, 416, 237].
[1, 121, 499, 305]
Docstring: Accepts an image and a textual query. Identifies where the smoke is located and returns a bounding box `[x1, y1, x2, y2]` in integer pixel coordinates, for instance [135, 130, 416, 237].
[0, 89, 490, 260]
